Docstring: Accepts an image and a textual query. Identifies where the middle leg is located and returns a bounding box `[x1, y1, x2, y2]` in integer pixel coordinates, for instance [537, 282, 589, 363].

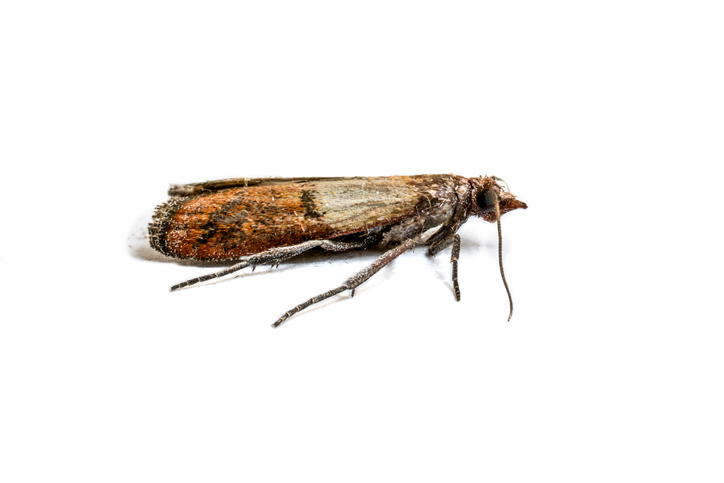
[272, 239, 418, 327]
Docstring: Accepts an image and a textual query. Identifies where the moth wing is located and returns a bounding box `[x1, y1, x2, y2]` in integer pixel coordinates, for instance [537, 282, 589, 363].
[301, 177, 425, 233]
[153, 176, 449, 260]
[168, 176, 365, 196]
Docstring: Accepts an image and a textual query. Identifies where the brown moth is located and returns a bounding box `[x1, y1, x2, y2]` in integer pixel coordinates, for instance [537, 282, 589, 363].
[149, 175, 527, 327]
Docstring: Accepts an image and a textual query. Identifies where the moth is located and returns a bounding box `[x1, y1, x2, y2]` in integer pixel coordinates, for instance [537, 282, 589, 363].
[149, 175, 527, 327]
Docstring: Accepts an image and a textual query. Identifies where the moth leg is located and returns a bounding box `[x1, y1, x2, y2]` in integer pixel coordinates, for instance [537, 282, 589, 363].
[272, 239, 417, 328]
[427, 234, 462, 301]
[170, 238, 371, 291]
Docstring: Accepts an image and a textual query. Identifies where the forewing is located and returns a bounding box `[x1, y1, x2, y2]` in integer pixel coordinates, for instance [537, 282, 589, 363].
[150, 176, 440, 260]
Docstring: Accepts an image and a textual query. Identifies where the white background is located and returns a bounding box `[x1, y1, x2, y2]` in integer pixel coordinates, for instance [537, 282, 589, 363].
[2, 1, 723, 482]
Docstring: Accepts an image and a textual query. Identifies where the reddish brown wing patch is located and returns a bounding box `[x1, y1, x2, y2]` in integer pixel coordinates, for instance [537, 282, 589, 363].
[149, 177, 427, 261]
[152, 185, 316, 260]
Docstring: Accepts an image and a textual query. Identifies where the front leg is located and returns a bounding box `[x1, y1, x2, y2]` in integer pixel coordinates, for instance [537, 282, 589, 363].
[428, 234, 462, 301]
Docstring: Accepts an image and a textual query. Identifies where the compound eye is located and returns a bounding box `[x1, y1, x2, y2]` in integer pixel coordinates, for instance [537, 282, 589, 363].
[476, 189, 496, 213]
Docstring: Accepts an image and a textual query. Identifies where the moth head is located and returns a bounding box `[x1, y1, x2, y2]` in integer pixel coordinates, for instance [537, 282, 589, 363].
[470, 175, 527, 322]
[472, 176, 527, 222]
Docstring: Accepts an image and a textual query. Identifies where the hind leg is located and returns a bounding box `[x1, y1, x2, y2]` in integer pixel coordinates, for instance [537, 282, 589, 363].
[170, 238, 374, 291]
